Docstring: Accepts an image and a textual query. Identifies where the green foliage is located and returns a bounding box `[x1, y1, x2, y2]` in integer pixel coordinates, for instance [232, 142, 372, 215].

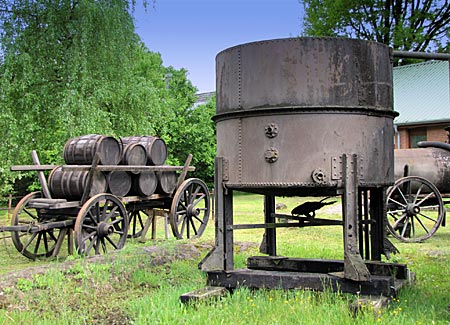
[16, 272, 62, 292]
[16, 277, 34, 292]
[0, 0, 216, 198]
[164, 93, 216, 187]
[301, 0, 450, 52]
[0, 0, 138, 195]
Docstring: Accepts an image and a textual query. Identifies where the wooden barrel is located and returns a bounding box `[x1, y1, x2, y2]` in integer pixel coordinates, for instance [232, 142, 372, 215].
[130, 172, 158, 196]
[106, 171, 131, 197]
[121, 136, 167, 165]
[156, 171, 178, 194]
[63, 134, 122, 165]
[48, 166, 107, 200]
[120, 143, 147, 173]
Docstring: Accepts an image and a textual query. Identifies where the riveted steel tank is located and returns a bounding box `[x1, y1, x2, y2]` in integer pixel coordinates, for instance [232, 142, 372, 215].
[214, 37, 397, 196]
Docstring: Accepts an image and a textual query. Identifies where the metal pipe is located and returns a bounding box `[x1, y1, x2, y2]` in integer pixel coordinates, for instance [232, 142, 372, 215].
[394, 125, 400, 149]
[418, 141, 450, 152]
[393, 51, 450, 60]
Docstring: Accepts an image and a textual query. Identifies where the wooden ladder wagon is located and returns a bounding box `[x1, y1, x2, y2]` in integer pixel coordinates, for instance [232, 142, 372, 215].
[4, 153, 210, 260]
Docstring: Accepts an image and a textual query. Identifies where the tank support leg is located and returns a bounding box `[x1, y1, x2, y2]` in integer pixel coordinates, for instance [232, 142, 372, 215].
[342, 154, 371, 281]
[369, 188, 385, 260]
[261, 195, 277, 256]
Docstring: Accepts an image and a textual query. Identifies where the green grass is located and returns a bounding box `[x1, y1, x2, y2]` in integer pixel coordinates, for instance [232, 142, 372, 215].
[0, 193, 448, 324]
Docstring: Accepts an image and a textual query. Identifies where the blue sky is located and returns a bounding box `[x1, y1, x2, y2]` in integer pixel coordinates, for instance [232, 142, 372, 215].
[133, 0, 304, 93]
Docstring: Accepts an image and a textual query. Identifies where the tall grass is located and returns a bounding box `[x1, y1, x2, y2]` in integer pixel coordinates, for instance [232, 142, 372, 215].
[0, 193, 448, 324]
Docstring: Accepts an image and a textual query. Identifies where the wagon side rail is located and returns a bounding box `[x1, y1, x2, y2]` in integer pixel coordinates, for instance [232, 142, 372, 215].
[10, 155, 196, 175]
[11, 164, 196, 174]
[60, 164, 195, 173]
[10, 153, 196, 208]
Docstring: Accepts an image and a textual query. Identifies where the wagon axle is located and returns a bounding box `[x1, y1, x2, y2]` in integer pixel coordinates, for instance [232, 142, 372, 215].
[406, 204, 420, 216]
[187, 205, 201, 218]
[97, 222, 115, 237]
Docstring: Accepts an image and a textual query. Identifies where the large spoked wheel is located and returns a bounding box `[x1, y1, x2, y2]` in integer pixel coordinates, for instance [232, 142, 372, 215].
[386, 176, 445, 242]
[169, 178, 210, 239]
[127, 209, 149, 238]
[11, 192, 63, 260]
[74, 194, 128, 256]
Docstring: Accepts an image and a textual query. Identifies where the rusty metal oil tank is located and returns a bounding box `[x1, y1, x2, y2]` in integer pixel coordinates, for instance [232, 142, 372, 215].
[394, 146, 450, 193]
[215, 38, 397, 196]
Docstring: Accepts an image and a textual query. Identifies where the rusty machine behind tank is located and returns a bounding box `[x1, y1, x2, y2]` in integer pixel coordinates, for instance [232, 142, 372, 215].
[384, 51, 450, 243]
[386, 140, 450, 242]
[199, 37, 411, 297]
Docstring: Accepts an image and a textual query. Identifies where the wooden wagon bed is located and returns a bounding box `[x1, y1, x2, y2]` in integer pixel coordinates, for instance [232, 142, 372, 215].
[4, 153, 211, 260]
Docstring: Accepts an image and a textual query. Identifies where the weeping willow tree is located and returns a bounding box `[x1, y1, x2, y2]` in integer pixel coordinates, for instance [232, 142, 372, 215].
[0, 0, 212, 197]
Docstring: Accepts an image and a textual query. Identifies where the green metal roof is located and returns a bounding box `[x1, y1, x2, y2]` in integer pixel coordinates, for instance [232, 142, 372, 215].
[393, 60, 449, 125]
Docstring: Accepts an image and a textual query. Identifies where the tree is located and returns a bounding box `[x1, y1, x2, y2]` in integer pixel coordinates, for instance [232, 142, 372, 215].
[0, 0, 215, 198]
[0, 0, 143, 195]
[301, 0, 450, 52]
[164, 92, 216, 187]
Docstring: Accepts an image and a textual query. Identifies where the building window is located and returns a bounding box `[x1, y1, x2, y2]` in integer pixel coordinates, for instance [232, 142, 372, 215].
[409, 128, 427, 148]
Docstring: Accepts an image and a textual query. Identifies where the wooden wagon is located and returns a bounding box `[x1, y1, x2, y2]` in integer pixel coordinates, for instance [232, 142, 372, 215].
[3, 152, 210, 260]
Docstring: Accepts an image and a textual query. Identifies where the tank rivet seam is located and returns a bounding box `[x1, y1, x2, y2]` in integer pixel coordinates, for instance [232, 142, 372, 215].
[238, 48, 242, 109]
[238, 118, 243, 182]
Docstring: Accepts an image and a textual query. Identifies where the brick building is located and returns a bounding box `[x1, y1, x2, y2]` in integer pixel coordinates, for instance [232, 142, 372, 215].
[393, 60, 450, 148]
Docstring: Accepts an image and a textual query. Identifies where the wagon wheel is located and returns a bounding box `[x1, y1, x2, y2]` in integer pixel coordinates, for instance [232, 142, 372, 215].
[127, 209, 148, 238]
[11, 192, 64, 260]
[169, 178, 210, 239]
[74, 193, 128, 256]
[386, 176, 445, 242]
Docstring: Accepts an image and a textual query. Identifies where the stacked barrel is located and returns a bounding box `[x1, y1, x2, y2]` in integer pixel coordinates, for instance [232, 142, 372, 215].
[48, 134, 178, 200]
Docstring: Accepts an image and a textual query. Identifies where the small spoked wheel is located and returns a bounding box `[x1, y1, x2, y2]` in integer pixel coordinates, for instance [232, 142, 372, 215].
[386, 176, 445, 242]
[127, 209, 149, 238]
[74, 194, 128, 256]
[11, 192, 64, 260]
[169, 178, 210, 239]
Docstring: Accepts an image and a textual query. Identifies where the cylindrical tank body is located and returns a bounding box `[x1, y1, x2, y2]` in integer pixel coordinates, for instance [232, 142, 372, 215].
[63, 134, 122, 165]
[48, 166, 107, 200]
[394, 147, 450, 192]
[215, 37, 397, 195]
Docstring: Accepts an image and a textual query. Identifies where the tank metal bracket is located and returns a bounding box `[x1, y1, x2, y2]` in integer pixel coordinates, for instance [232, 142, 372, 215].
[331, 155, 365, 181]
[222, 158, 229, 181]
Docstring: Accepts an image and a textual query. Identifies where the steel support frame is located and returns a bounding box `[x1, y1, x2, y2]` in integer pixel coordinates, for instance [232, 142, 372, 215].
[200, 155, 402, 295]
